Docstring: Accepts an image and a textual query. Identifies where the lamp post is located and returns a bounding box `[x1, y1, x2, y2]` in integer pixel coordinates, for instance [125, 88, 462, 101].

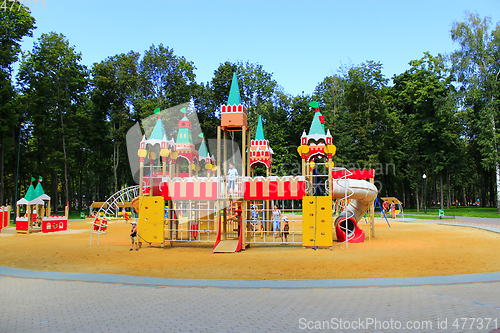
[422, 173, 427, 214]
[14, 123, 24, 224]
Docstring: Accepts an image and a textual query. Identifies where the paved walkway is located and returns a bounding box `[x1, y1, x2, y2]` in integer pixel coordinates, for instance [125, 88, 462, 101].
[1, 217, 500, 332]
[1, 266, 500, 332]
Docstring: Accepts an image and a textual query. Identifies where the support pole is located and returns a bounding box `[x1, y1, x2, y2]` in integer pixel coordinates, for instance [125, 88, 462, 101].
[223, 205, 227, 240]
[328, 157, 332, 196]
[216, 126, 221, 236]
[241, 127, 247, 249]
[223, 129, 227, 179]
[241, 200, 247, 249]
[247, 127, 251, 177]
[370, 177, 375, 237]
[217, 126, 221, 180]
[150, 160, 154, 197]
[139, 159, 144, 196]
[26, 204, 31, 235]
[242, 126, 246, 178]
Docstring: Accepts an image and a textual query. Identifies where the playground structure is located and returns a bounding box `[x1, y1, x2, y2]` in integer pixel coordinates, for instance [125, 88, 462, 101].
[15, 177, 68, 234]
[90, 73, 379, 251]
[380, 197, 404, 218]
[0, 205, 11, 233]
[90, 186, 141, 244]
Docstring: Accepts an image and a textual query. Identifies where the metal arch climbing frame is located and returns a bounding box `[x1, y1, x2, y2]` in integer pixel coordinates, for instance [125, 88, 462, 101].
[90, 185, 141, 245]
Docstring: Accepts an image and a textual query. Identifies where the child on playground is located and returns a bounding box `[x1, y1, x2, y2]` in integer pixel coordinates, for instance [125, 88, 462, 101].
[272, 204, 281, 238]
[130, 221, 138, 251]
[282, 216, 289, 244]
[382, 200, 388, 217]
[250, 201, 259, 231]
[123, 208, 129, 223]
[227, 163, 238, 196]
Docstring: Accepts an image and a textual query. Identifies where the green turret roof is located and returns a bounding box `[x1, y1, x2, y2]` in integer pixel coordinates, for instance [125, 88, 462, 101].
[24, 183, 36, 202]
[227, 72, 241, 106]
[308, 111, 326, 136]
[177, 128, 193, 144]
[255, 115, 266, 141]
[149, 115, 166, 141]
[197, 133, 209, 160]
[199, 140, 208, 158]
[34, 181, 45, 198]
[176, 111, 193, 144]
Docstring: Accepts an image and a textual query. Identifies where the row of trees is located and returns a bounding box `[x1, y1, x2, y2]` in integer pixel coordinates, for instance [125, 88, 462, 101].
[1, 6, 499, 213]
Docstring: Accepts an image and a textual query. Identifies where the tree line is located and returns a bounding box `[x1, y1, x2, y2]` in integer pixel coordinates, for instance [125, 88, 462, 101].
[1, 6, 499, 213]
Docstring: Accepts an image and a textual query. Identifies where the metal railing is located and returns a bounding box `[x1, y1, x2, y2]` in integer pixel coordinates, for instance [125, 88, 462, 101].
[245, 199, 302, 244]
[305, 162, 331, 196]
[218, 175, 244, 199]
[90, 185, 140, 245]
[164, 200, 218, 242]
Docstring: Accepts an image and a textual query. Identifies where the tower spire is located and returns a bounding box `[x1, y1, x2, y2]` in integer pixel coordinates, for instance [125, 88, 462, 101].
[227, 72, 241, 106]
[255, 115, 265, 141]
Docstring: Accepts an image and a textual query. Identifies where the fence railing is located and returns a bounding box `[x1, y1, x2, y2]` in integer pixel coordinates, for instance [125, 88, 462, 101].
[164, 200, 218, 242]
[218, 175, 244, 199]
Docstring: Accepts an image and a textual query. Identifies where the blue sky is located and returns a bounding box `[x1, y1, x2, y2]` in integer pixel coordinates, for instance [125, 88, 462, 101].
[19, 0, 499, 96]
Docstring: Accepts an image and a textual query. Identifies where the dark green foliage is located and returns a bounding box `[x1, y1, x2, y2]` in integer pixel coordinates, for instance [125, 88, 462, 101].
[0, 4, 35, 206]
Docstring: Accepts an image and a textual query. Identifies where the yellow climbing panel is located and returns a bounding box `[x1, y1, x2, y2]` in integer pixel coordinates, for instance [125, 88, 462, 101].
[302, 196, 333, 247]
[138, 196, 165, 244]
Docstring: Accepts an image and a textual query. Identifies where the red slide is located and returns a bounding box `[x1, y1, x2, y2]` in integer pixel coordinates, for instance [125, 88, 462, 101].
[335, 216, 365, 243]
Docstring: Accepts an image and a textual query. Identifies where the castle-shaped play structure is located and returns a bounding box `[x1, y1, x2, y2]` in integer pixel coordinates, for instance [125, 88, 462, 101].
[90, 73, 378, 251]
[15, 176, 68, 234]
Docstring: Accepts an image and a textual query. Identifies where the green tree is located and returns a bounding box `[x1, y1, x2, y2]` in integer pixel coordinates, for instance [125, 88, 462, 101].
[0, 4, 35, 205]
[91, 51, 139, 193]
[392, 52, 460, 209]
[450, 13, 500, 211]
[192, 61, 237, 141]
[17, 32, 88, 212]
[313, 75, 345, 120]
[342, 61, 389, 164]
[134, 44, 197, 121]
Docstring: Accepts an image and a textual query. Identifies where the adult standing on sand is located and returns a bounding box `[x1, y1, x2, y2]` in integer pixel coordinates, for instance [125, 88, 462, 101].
[130, 221, 138, 251]
[390, 202, 396, 219]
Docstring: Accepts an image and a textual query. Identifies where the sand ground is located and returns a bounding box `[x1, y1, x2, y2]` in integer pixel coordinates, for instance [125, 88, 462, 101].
[1, 218, 499, 280]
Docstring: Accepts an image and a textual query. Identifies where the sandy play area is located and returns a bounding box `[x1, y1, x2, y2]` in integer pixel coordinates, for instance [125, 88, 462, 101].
[1, 218, 500, 280]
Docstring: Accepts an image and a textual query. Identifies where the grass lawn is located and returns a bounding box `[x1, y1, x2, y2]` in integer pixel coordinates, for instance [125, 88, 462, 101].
[403, 214, 454, 220]
[397, 206, 500, 218]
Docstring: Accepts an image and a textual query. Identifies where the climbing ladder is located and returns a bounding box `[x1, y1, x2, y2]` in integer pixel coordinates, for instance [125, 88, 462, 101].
[90, 185, 140, 245]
